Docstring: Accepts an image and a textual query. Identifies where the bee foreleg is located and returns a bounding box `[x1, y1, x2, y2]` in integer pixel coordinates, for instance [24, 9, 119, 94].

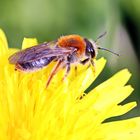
[90, 59, 96, 75]
[80, 58, 89, 65]
[46, 59, 63, 87]
[80, 58, 90, 69]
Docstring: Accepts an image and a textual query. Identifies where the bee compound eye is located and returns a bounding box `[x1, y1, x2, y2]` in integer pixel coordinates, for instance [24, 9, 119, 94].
[84, 38, 95, 58]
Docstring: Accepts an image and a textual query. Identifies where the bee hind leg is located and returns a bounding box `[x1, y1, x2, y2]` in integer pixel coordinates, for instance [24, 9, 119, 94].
[62, 63, 70, 81]
[46, 60, 63, 87]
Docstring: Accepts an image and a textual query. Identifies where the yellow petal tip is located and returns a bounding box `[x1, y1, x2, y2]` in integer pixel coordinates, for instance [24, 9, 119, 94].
[22, 38, 38, 49]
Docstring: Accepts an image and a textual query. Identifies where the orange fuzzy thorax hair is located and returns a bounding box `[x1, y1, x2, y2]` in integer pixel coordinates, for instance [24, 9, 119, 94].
[58, 35, 86, 55]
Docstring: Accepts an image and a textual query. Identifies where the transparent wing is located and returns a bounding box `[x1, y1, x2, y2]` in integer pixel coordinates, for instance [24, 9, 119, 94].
[9, 41, 74, 64]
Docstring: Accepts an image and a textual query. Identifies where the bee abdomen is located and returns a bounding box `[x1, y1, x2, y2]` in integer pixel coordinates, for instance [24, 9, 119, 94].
[17, 57, 56, 71]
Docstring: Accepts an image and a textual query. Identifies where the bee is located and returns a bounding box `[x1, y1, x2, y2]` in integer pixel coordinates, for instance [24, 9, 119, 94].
[8, 33, 119, 87]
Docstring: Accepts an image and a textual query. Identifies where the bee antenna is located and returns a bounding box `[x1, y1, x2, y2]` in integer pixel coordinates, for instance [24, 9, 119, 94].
[95, 31, 107, 42]
[98, 47, 120, 56]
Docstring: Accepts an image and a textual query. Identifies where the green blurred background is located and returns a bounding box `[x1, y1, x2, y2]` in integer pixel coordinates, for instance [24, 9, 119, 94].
[0, 0, 140, 120]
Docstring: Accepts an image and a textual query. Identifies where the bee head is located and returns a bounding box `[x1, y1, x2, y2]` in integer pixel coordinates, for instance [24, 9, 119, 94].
[84, 38, 98, 58]
[84, 38, 119, 58]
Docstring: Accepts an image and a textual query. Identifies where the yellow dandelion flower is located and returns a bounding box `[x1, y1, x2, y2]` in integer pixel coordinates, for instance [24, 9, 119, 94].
[0, 29, 140, 140]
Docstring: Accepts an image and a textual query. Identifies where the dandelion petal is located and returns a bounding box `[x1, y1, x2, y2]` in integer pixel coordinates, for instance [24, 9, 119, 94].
[22, 38, 38, 49]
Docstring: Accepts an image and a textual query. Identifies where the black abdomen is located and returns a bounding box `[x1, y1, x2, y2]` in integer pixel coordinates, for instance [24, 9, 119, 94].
[19, 57, 55, 71]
